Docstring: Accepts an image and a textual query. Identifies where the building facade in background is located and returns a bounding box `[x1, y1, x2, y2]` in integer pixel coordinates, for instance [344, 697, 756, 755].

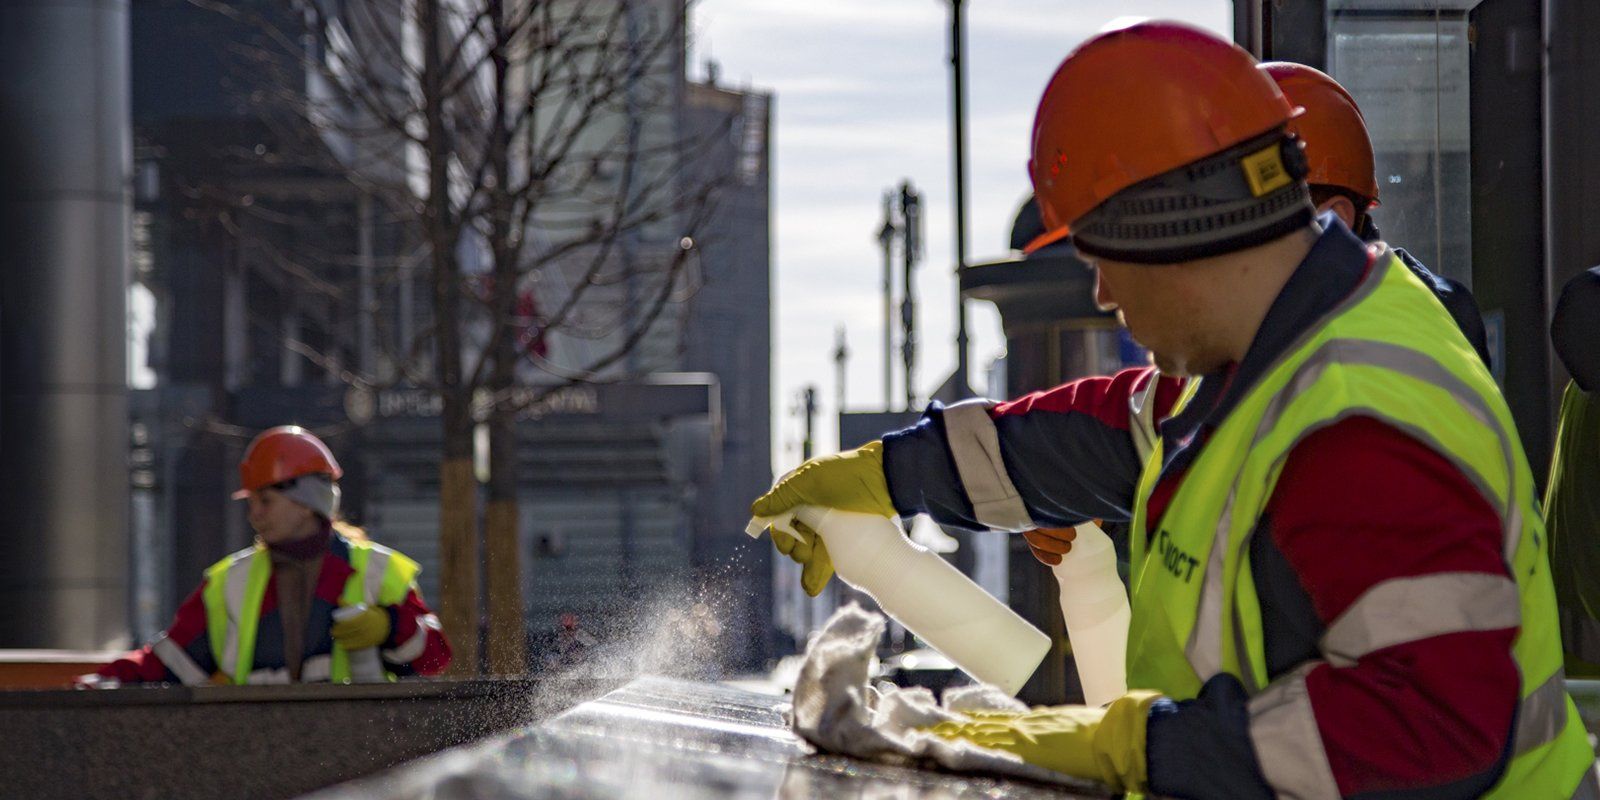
[127, 0, 773, 671]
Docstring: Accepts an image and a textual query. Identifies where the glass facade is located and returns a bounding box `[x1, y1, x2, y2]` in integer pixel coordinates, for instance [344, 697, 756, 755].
[1324, 2, 1480, 286]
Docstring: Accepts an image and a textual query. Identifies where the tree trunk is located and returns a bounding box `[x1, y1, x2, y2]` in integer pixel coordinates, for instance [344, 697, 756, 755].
[422, 0, 480, 678]
[438, 448, 480, 678]
[484, 0, 524, 677]
[485, 415, 522, 675]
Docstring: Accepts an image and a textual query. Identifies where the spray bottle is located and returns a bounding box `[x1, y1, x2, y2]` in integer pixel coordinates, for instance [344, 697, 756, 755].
[748, 506, 1049, 696]
[1051, 521, 1130, 707]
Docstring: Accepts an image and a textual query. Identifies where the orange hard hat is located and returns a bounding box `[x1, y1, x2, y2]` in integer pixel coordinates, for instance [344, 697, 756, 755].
[1028, 20, 1299, 254]
[1262, 61, 1379, 205]
[232, 425, 343, 499]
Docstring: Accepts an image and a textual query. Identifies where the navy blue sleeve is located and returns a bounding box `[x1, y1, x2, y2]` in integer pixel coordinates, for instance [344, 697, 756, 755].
[989, 402, 1146, 526]
[1145, 673, 1274, 800]
[882, 368, 1166, 532]
[881, 405, 984, 530]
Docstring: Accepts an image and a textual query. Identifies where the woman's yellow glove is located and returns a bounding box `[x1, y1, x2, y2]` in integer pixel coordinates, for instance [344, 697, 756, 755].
[331, 605, 391, 650]
[922, 691, 1163, 793]
[751, 441, 896, 597]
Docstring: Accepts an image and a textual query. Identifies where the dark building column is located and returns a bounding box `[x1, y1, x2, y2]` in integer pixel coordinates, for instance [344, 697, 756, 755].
[1467, 0, 1548, 478]
[1542, 0, 1600, 471]
[0, 0, 131, 647]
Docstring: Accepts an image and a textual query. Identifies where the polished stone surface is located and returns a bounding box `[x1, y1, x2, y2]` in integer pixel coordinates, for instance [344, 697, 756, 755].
[307, 676, 1107, 799]
[3, 677, 612, 800]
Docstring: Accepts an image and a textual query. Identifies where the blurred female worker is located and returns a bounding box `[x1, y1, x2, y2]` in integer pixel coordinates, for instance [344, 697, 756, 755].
[87, 426, 451, 685]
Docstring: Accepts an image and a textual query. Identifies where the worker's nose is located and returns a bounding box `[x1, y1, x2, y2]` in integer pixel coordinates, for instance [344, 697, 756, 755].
[1093, 268, 1116, 312]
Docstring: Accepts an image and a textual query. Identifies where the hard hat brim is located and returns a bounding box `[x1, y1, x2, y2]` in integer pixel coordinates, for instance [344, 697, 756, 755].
[1022, 226, 1072, 256]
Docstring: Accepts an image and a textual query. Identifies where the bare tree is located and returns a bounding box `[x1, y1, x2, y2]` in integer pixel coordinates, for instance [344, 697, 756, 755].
[194, 0, 730, 676]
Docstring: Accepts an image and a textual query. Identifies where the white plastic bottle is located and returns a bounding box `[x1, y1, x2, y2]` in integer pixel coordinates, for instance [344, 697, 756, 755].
[1051, 521, 1130, 707]
[332, 604, 387, 683]
[748, 506, 1050, 696]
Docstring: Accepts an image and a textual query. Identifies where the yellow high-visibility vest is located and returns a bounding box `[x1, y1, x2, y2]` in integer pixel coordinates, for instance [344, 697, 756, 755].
[1127, 247, 1596, 798]
[201, 536, 419, 684]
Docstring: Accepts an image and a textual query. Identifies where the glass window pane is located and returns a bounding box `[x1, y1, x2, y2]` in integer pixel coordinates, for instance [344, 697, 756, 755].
[1325, 3, 1474, 286]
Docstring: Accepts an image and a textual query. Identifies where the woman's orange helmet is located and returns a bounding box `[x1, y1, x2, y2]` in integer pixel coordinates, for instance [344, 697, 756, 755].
[1261, 61, 1380, 206]
[232, 426, 343, 499]
[1027, 20, 1298, 254]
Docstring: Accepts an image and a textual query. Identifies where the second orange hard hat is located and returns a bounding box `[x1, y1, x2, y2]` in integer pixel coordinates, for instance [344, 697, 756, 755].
[1262, 61, 1380, 206]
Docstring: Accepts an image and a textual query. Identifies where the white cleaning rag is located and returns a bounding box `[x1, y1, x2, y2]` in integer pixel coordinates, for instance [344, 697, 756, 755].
[788, 604, 1112, 795]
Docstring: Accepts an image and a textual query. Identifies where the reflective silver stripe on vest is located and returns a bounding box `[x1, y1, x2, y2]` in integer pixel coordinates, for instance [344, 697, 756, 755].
[363, 546, 392, 604]
[1321, 573, 1521, 668]
[246, 667, 291, 685]
[1129, 375, 1161, 465]
[219, 554, 256, 678]
[300, 654, 332, 683]
[1184, 485, 1235, 684]
[384, 614, 438, 664]
[942, 399, 1034, 532]
[151, 633, 210, 686]
[1255, 338, 1522, 561]
[1247, 661, 1340, 800]
[1188, 336, 1528, 683]
[1515, 670, 1572, 757]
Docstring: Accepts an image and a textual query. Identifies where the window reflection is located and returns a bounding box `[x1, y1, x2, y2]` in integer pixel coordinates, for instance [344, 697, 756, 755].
[1325, 3, 1473, 286]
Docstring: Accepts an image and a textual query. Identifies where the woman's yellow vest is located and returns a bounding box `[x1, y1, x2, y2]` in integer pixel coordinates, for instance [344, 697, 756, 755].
[200, 537, 420, 684]
[1127, 247, 1595, 798]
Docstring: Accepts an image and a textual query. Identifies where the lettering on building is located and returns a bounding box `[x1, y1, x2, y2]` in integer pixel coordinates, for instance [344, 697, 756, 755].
[346, 385, 601, 424]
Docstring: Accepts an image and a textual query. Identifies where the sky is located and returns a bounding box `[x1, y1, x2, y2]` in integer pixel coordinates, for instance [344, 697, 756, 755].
[687, 0, 1230, 470]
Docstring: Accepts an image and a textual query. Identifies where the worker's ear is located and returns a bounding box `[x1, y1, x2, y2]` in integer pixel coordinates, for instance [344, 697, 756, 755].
[1314, 194, 1358, 229]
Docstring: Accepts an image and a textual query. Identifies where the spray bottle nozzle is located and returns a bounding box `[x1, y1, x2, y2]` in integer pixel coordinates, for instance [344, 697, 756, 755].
[744, 510, 809, 543]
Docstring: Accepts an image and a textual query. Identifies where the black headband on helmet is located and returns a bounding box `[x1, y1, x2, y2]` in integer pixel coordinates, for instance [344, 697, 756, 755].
[1072, 130, 1315, 264]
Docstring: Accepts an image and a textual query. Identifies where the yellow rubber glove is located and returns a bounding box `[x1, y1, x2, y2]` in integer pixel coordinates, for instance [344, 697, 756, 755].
[922, 691, 1162, 793]
[751, 441, 896, 597]
[330, 605, 391, 650]
[773, 517, 833, 598]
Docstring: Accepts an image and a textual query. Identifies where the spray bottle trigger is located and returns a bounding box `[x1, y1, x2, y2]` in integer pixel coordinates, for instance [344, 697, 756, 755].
[744, 511, 805, 543]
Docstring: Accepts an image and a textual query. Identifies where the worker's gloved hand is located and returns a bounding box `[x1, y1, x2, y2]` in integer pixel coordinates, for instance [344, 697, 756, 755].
[751, 441, 896, 597]
[921, 691, 1162, 792]
[331, 605, 391, 650]
[773, 517, 834, 598]
[1024, 527, 1078, 566]
[752, 440, 896, 520]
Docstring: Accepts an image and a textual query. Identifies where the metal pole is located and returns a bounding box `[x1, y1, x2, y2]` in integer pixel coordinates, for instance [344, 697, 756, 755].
[358, 193, 376, 375]
[949, 0, 971, 394]
[877, 192, 897, 409]
[1234, 0, 1265, 58]
[801, 386, 817, 460]
[833, 326, 849, 413]
[899, 182, 921, 410]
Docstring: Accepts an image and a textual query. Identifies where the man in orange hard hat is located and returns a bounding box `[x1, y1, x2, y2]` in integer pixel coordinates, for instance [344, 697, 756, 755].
[752, 20, 1595, 797]
[86, 426, 451, 686]
[1264, 60, 1492, 368]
